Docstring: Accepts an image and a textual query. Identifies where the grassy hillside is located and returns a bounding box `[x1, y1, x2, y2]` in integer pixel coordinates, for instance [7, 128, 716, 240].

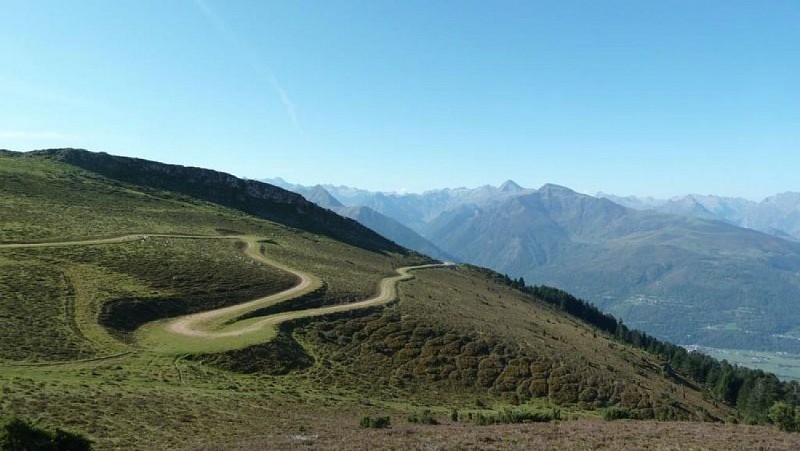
[5, 148, 403, 254]
[294, 265, 727, 418]
[1, 150, 797, 449]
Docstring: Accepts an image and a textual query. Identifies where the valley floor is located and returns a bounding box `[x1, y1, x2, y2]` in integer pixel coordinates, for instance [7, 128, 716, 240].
[685, 345, 800, 382]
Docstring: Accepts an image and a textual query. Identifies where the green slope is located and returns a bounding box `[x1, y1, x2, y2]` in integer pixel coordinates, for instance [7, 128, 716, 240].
[0, 150, 794, 449]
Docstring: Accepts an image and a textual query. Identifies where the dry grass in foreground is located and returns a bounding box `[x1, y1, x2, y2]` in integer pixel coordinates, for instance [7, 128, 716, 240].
[196, 419, 800, 451]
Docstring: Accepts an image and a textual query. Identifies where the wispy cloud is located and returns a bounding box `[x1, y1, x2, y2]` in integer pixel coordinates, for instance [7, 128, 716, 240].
[0, 129, 79, 141]
[193, 0, 303, 133]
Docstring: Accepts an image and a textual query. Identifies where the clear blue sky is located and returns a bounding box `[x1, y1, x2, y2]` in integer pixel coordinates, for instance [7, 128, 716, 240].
[1, 0, 798, 199]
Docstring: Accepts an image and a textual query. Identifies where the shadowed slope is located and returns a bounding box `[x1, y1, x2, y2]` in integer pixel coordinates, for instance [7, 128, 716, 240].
[28, 148, 405, 254]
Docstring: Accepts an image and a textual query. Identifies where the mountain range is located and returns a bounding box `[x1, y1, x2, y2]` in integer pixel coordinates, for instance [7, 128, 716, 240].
[600, 192, 800, 241]
[269, 178, 800, 354]
[8, 148, 795, 448]
[266, 178, 455, 261]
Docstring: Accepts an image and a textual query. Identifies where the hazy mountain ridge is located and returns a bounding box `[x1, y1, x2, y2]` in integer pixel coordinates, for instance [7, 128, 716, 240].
[266, 178, 538, 233]
[332, 205, 457, 262]
[600, 192, 800, 241]
[264, 178, 455, 261]
[438, 189, 800, 351]
[304, 184, 344, 209]
[430, 188, 800, 351]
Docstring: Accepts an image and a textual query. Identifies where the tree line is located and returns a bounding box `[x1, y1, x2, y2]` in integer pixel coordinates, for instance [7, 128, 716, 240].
[494, 271, 800, 426]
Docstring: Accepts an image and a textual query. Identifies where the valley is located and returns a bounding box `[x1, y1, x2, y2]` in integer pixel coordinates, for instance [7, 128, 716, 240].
[277, 179, 800, 358]
[4, 2, 799, 448]
[1, 149, 799, 449]
[684, 346, 800, 382]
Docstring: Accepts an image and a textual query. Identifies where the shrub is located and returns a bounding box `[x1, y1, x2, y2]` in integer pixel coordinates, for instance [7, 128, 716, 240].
[603, 407, 636, 421]
[359, 416, 391, 429]
[768, 402, 796, 432]
[497, 408, 554, 424]
[472, 408, 556, 425]
[473, 412, 493, 426]
[52, 428, 93, 451]
[0, 417, 92, 451]
[0, 418, 52, 451]
[407, 410, 438, 425]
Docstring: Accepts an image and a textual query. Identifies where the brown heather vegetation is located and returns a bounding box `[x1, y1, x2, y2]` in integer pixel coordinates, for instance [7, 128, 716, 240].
[284, 266, 729, 422]
[198, 418, 800, 450]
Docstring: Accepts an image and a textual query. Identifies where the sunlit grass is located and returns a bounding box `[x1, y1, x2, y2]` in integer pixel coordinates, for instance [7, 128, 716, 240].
[1, 152, 789, 449]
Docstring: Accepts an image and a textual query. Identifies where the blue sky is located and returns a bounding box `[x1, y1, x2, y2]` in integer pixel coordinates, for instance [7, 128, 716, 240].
[1, 0, 798, 199]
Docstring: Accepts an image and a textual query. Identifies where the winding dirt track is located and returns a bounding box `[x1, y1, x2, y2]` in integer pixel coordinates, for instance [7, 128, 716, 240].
[1, 234, 450, 344]
[165, 238, 322, 338]
[171, 261, 449, 339]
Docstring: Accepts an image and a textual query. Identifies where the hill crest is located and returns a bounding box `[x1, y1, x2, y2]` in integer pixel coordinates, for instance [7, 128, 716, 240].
[26, 148, 404, 254]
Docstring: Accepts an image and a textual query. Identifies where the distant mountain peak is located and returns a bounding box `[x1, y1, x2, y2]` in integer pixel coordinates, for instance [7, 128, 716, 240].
[305, 185, 344, 209]
[538, 183, 576, 196]
[499, 179, 524, 193]
[765, 191, 800, 206]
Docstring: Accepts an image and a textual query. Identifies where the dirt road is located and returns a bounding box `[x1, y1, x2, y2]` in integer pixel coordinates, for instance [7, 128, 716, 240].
[2, 233, 451, 343]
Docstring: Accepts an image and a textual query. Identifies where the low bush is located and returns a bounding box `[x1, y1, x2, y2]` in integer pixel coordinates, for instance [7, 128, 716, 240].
[603, 407, 637, 421]
[0, 417, 92, 451]
[768, 402, 797, 432]
[359, 416, 391, 429]
[473, 408, 558, 425]
[407, 410, 438, 425]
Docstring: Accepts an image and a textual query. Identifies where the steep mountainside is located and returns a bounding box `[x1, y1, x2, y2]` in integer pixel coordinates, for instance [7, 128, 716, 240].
[303, 184, 344, 209]
[5, 149, 791, 449]
[334, 205, 457, 261]
[424, 185, 800, 352]
[750, 192, 800, 240]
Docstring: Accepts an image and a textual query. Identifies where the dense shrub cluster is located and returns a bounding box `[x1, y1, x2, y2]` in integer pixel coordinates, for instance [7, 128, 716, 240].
[0, 417, 91, 451]
[302, 309, 690, 418]
[359, 416, 390, 429]
[768, 402, 800, 432]
[472, 408, 559, 425]
[407, 410, 438, 425]
[603, 407, 637, 421]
